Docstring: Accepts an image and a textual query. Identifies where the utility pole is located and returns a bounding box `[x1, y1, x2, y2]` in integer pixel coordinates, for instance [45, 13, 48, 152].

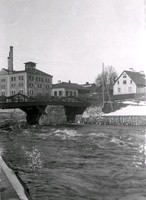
[102, 63, 105, 109]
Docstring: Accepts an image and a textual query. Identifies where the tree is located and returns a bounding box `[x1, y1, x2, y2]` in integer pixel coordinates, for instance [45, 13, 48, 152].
[95, 66, 118, 87]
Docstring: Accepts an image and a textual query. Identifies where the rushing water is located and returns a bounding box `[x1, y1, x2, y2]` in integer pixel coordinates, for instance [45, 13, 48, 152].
[0, 124, 146, 200]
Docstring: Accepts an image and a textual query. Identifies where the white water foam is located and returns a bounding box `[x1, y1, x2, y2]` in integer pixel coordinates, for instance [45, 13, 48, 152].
[89, 132, 107, 138]
[53, 129, 81, 139]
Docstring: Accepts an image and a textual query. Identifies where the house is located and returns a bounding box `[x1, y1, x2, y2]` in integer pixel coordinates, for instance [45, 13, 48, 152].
[113, 69, 146, 96]
[0, 46, 53, 97]
[51, 81, 82, 97]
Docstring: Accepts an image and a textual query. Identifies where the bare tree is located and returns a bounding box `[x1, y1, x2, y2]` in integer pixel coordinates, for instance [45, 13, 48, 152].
[95, 66, 118, 87]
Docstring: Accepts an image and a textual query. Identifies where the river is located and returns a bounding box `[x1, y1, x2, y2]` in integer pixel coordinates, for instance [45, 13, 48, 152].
[0, 124, 146, 200]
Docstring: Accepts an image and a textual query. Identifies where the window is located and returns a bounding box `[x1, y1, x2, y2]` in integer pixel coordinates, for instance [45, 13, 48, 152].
[70, 91, 73, 96]
[123, 80, 126, 84]
[54, 91, 57, 96]
[11, 84, 16, 88]
[28, 90, 33, 95]
[130, 80, 132, 84]
[59, 91, 62, 96]
[36, 77, 38, 81]
[117, 81, 119, 85]
[74, 91, 76, 96]
[66, 91, 68, 96]
[128, 87, 132, 93]
[41, 77, 43, 82]
[19, 90, 23, 94]
[11, 90, 16, 95]
[118, 88, 121, 93]
[11, 77, 16, 81]
[38, 84, 42, 88]
[19, 83, 23, 87]
[45, 78, 50, 82]
[19, 76, 24, 80]
[1, 79, 5, 82]
[1, 91, 5, 96]
[1, 85, 5, 89]
[123, 75, 127, 78]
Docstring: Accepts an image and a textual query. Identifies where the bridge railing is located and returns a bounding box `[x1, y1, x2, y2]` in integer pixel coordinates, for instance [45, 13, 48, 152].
[0, 93, 36, 104]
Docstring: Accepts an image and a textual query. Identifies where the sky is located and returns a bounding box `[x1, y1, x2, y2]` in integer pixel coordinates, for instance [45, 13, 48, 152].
[0, 0, 146, 84]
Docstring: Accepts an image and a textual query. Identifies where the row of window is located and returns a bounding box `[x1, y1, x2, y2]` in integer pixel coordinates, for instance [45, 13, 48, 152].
[1, 83, 50, 89]
[11, 90, 24, 95]
[29, 83, 50, 89]
[29, 76, 50, 82]
[11, 83, 24, 88]
[54, 91, 77, 96]
[1, 85, 5, 89]
[10, 76, 24, 81]
[118, 80, 132, 85]
[0, 90, 50, 96]
[118, 87, 132, 93]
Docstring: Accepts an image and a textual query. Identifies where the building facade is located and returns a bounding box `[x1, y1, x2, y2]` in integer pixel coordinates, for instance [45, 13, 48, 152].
[113, 70, 146, 95]
[0, 47, 53, 97]
[51, 81, 79, 97]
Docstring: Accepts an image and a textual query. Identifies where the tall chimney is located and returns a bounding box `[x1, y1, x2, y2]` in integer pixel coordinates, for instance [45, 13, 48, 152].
[8, 46, 13, 72]
[7, 56, 10, 71]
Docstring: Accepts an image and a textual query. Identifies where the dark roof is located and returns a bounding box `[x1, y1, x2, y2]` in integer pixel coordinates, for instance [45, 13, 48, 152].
[52, 82, 83, 90]
[34, 69, 53, 77]
[114, 70, 146, 86]
[125, 70, 146, 86]
[7, 69, 53, 77]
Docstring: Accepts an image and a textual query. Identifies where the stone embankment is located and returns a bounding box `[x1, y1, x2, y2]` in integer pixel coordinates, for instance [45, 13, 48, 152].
[76, 103, 146, 126]
[0, 108, 26, 128]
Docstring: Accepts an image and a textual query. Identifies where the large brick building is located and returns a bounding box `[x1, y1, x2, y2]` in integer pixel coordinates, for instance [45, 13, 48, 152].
[0, 46, 53, 97]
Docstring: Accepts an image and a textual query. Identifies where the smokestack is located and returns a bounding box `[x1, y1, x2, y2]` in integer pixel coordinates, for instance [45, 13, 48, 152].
[8, 46, 13, 72]
[7, 56, 10, 71]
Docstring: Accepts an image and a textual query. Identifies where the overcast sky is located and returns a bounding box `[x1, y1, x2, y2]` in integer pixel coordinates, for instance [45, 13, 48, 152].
[0, 0, 145, 84]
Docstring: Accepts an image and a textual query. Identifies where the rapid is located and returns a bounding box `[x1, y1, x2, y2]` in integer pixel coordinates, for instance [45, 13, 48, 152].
[0, 124, 146, 200]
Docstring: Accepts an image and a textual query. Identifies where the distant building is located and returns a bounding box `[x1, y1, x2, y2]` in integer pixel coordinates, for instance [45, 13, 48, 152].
[51, 81, 99, 98]
[113, 70, 146, 95]
[51, 81, 81, 97]
[0, 46, 53, 96]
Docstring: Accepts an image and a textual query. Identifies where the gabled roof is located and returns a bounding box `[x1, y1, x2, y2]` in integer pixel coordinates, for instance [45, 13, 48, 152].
[125, 71, 145, 86]
[114, 70, 146, 86]
[52, 82, 83, 90]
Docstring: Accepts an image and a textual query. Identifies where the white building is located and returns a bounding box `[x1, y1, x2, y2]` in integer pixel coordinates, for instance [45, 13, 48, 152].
[113, 70, 146, 95]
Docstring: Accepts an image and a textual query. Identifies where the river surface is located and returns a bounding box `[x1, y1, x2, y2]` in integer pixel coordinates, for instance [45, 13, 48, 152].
[0, 124, 146, 200]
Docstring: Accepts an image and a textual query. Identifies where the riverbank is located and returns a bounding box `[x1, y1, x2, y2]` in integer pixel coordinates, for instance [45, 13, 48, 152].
[0, 155, 31, 200]
[76, 103, 146, 126]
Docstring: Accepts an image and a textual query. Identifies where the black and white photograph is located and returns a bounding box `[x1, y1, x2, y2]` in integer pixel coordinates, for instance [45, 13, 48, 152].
[0, 0, 146, 199]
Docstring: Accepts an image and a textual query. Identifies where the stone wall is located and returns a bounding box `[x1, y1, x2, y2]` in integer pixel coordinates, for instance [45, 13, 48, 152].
[0, 109, 26, 122]
[39, 105, 67, 125]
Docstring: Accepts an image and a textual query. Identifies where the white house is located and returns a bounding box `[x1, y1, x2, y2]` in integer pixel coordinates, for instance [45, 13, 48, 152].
[113, 70, 146, 95]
